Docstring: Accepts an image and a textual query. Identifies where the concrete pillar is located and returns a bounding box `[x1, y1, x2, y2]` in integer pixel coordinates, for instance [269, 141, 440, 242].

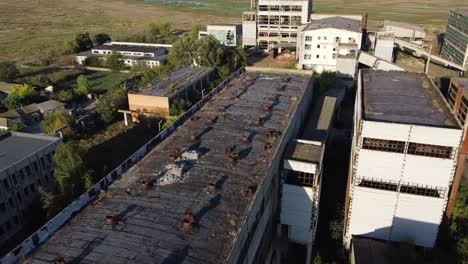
[453, 83, 464, 115]
[425, 45, 432, 74]
[306, 243, 312, 264]
[123, 113, 129, 126]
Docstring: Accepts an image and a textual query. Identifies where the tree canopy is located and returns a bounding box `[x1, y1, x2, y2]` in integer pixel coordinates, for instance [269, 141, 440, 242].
[4, 84, 40, 109]
[74, 75, 91, 96]
[40, 110, 74, 137]
[168, 35, 247, 80]
[96, 85, 128, 124]
[107, 51, 125, 71]
[53, 141, 89, 200]
[93, 33, 111, 45]
[65, 32, 93, 53]
[0, 62, 19, 82]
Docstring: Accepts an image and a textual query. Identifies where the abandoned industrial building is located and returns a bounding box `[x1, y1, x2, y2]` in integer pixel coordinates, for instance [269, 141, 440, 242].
[4, 68, 316, 263]
[124, 66, 215, 122]
[0, 132, 61, 250]
[242, 0, 313, 50]
[344, 69, 463, 248]
[75, 42, 170, 68]
[297, 16, 362, 76]
[441, 9, 468, 69]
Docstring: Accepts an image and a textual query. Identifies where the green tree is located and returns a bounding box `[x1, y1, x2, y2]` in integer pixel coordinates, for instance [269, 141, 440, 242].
[40, 110, 74, 137]
[40, 47, 58, 66]
[4, 84, 39, 109]
[57, 90, 74, 102]
[74, 75, 91, 96]
[84, 55, 102, 67]
[75, 32, 93, 52]
[0, 62, 19, 82]
[93, 33, 111, 45]
[39, 187, 66, 219]
[96, 85, 128, 124]
[170, 98, 189, 116]
[9, 122, 25, 131]
[106, 51, 125, 72]
[29, 74, 50, 88]
[53, 141, 87, 200]
[168, 36, 198, 67]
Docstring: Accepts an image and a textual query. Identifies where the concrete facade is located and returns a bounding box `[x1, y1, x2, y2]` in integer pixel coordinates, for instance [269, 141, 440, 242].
[441, 9, 468, 69]
[298, 16, 362, 77]
[383, 21, 426, 41]
[344, 70, 463, 248]
[243, 0, 313, 50]
[0, 132, 61, 249]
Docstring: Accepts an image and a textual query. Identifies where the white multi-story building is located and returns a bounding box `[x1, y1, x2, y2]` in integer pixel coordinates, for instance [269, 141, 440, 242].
[242, 0, 313, 50]
[344, 69, 463, 248]
[297, 16, 362, 77]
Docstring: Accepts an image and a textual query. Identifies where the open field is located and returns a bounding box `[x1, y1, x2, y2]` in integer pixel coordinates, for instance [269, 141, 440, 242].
[0, 0, 466, 64]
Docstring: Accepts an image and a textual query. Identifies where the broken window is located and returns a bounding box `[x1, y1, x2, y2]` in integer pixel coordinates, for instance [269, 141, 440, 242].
[285, 170, 314, 187]
[358, 178, 398, 191]
[400, 184, 444, 198]
[407, 142, 452, 159]
[362, 137, 405, 153]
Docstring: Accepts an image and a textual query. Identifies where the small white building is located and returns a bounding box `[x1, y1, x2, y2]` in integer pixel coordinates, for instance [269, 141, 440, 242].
[76, 42, 169, 69]
[298, 16, 362, 77]
[374, 34, 395, 62]
[199, 24, 242, 46]
[344, 69, 463, 249]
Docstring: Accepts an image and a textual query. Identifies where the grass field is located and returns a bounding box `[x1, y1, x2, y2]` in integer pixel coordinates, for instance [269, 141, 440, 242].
[0, 0, 466, 63]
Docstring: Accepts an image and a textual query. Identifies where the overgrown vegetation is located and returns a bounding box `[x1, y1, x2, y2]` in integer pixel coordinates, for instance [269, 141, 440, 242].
[0, 62, 19, 82]
[96, 85, 128, 124]
[106, 51, 125, 72]
[40, 110, 74, 137]
[3, 84, 41, 109]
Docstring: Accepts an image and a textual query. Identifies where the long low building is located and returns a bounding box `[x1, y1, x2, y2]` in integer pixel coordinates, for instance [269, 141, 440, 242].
[76, 42, 169, 69]
[9, 68, 314, 263]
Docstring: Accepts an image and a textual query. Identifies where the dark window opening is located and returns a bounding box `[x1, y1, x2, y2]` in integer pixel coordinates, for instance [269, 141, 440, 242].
[358, 179, 398, 191]
[400, 184, 443, 198]
[362, 138, 405, 153]
[407, 142, 452, 159]
[285, 170, 314, 187]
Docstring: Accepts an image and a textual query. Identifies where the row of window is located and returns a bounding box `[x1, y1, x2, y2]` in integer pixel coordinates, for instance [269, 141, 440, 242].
[305, 36, 356, 43]
[1, 153, 53, 194]
[357, 178, 446, 198]
[285, 170, 314, 187]
[361, 137, 453, 159]
[258, 5, 302, 12]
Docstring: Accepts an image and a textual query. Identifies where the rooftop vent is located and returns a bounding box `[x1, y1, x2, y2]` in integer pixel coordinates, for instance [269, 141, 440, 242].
[105, 215, 124, 225]
[191, 131, 199, 141]
[207, 182, 216, 193]
[190, 115, 200, 121]
[264, 142, 273, 152]
[243, 185, 256, 198]
[256, 117, 265, 126]
[277, 84, 286, 91]
[182, 212, 196, 231]
[53, 257, 66, 264]
[265, 130, 281, 139]
[206, 115, 218, 126]
[169, 147, 182, 161]
[283, 77, 290, 83]
[241, 134, 251, 144]
[140, 178, 150, 189]
[225, 145, 239, 163]
[262, 102, 272, 113]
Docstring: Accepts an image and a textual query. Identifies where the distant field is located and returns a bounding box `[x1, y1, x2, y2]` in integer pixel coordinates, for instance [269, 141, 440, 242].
[0, 0, 466, 63]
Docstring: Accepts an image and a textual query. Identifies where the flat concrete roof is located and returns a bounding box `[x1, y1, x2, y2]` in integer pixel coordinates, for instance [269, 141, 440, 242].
[285, 141, 322, 163]
[0, 132, 60, 171]
[303, 16, 362, 33]
[93, 44, 165, 54]
[362, 69, 459, 128]
[133, 66, 214, 97]
[452, 8, 468, 17]
[28, 70, 311, 263]
[383, 20, 425, 32]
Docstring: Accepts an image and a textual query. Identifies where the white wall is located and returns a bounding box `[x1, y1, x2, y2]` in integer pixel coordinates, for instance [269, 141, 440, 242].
[281, 184, 315, 243]
[284, 159, 317, 174]
[299, 28, 362, 72]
